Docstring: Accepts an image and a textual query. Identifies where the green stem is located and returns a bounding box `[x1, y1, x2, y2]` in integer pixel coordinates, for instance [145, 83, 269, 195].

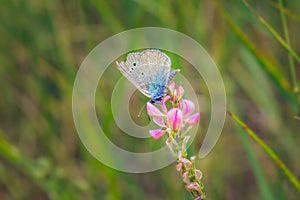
[278, 0, 300, 116]
[278, 0, 299, 93]
[228, 111, 300, 194]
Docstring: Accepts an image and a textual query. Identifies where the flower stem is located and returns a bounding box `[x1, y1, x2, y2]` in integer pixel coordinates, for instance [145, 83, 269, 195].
[170, 131, 206, 199]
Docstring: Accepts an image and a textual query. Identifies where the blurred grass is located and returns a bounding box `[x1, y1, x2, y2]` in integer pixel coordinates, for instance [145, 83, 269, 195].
[228, 111, 300, 193]
[0, 0, 300, 199]
[243, 1, 300, 65]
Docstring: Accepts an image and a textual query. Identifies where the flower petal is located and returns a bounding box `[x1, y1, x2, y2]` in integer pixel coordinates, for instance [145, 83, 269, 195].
[185, 113, 200, 126]
[147, 102, 165, 117]
[182, 172, 190, 184]
[179, 158, 192, 170]
[176, 162, 183, 174]
[177, 86, 184, 99]
[168, 82, 176, 94]
[167, 108, 183, 131]
[161, 95, 171, 113]
[180, 99, 195, 117]
[153, 117, 166, 127]
[149, 129, 166, 140]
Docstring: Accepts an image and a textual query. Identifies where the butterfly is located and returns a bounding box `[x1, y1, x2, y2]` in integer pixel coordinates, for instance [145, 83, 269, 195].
[116, 49, 180, 104]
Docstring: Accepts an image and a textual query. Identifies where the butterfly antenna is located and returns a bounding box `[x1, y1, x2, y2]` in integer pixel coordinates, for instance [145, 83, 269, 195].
[137, 102, 151, 121]
[137, 103, 146, 118]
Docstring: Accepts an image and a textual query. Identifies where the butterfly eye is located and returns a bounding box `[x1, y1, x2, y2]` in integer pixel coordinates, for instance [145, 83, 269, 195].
[141, 72, 144, 75]
[133, 62, 137, 67]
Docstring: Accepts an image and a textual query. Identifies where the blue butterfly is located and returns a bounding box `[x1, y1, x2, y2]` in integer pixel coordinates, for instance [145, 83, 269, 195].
[116, 49, 180, 104]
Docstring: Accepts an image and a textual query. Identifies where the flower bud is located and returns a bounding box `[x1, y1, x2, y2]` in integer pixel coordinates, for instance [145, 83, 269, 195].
[168, 82, 176, 93]
[177, 86, 184, 100]
[180, 158, 192, 170]
[194, 169, 203, 182]
[182, 172, 190, 184]
[176, 162, 183, 174]
[194, 195, 203, 200]
[190, 156, 196, 164]
[185, 182, 201, 193]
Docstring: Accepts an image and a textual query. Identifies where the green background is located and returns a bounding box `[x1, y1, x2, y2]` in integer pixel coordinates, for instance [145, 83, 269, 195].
[0, 0, 299, 199]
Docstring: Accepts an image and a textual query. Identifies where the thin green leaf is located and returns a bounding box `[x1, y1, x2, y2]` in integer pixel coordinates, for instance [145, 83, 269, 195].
[242, 0, 300, 65]
[213, 1, 295, 106]
[278, 0, 298, 93]
[228, 111, 300, 194]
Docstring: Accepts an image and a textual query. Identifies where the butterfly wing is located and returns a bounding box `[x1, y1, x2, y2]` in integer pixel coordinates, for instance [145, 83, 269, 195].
[116, 52, 151, 96]
[116, 49, 171, 99]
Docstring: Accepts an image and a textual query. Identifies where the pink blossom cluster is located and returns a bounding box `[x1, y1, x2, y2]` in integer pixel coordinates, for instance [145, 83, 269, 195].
[146, 82, 200, 140]
[146, 82, 205, 199]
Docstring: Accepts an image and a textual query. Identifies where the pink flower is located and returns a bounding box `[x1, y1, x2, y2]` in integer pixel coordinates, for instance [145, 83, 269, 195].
[167, 108, 182, 131]
[161, 95, 171, 113]
[180, 99, 195, 116]
[147, 102, 165, 117]
[146, 84, 200, 140]
[185, 113, 200, 126]
[168, 82, 184, 101]
[149, 129, 166, 140]
[146, 83, 205, 199]
[180, 100, 200, 125]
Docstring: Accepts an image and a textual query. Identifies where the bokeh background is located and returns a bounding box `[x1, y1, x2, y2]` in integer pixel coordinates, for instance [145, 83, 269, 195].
[1, 0, 300, 199]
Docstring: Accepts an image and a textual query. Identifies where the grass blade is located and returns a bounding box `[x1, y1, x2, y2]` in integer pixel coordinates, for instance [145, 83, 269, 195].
[213, 1, 295, 107]
[227, 111, 300, 194]
[278, 0, 298, 93]
[242, 0, 300, 65]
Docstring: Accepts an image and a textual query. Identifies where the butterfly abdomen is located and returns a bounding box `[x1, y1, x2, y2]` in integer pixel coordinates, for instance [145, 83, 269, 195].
[148, 71, 168, 103]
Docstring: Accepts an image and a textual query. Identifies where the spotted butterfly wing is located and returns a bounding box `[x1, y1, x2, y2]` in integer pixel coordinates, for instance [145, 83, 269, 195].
[116, 49, 179, 103]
